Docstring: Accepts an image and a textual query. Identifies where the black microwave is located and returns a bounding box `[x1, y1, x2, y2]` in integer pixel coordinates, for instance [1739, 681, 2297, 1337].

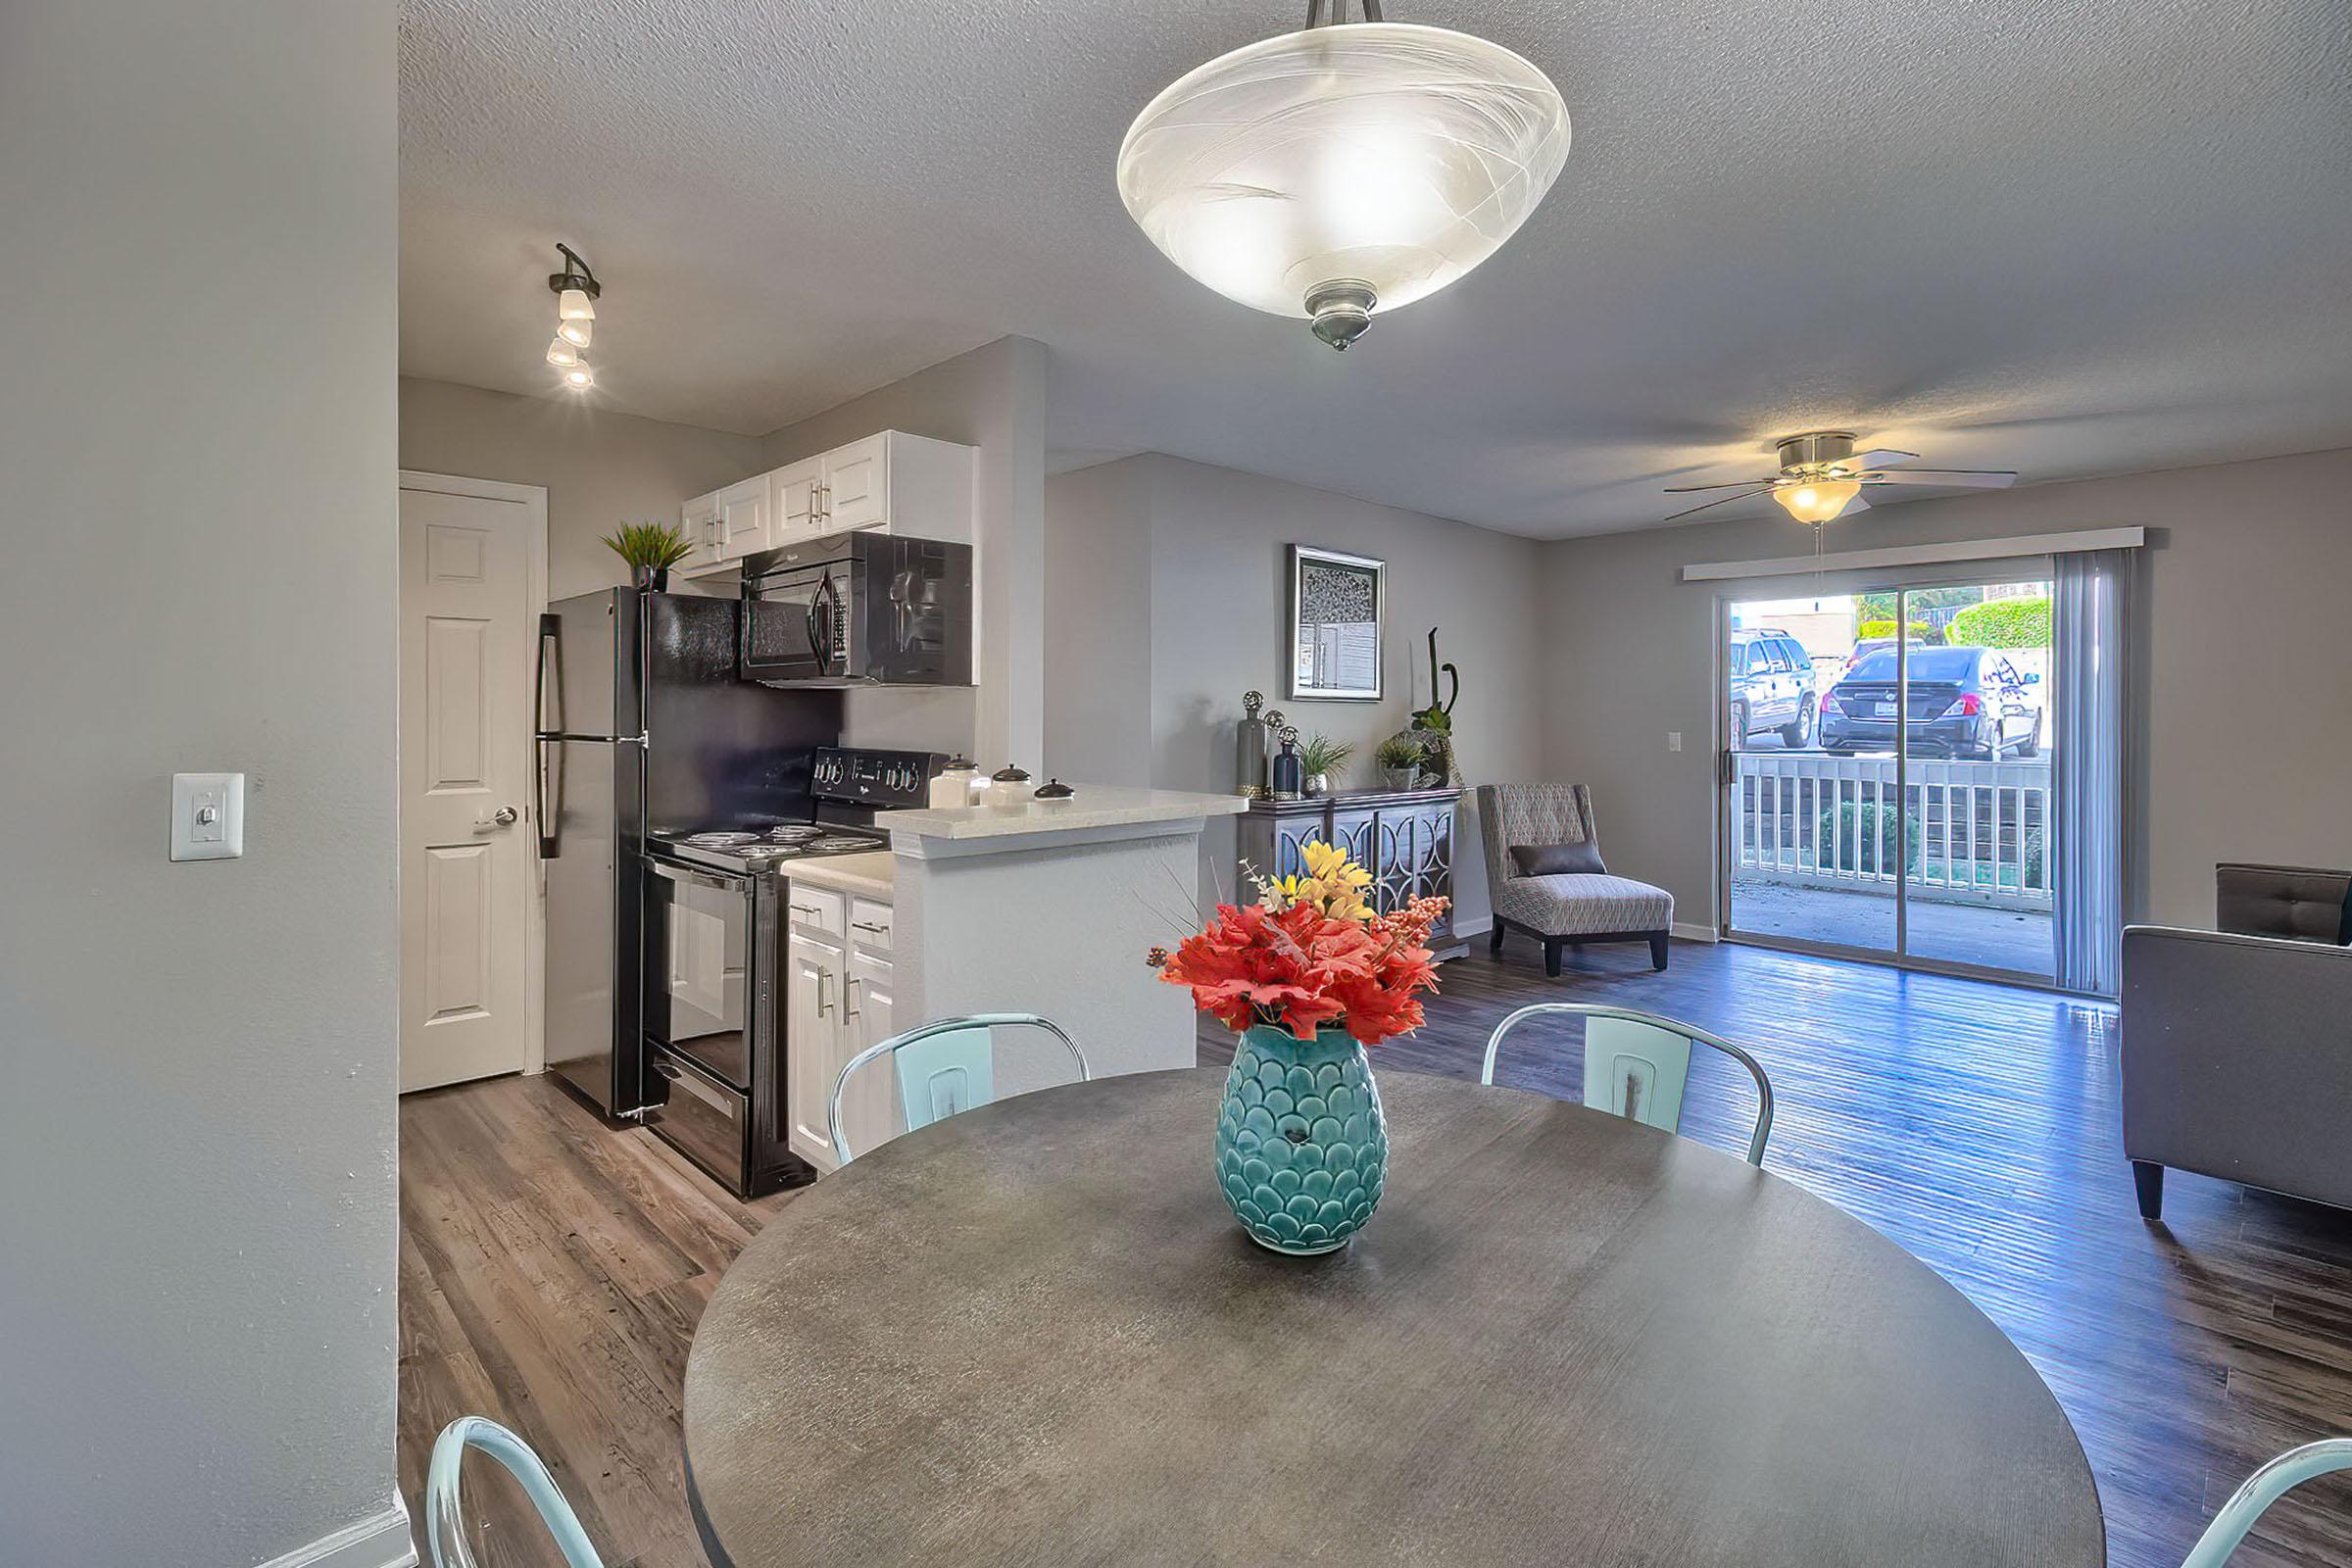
[737, 532, 973, 688]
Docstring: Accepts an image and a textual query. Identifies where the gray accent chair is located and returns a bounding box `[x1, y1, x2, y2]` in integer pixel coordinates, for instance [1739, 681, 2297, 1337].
[1475, 783, 1674, 977]
[2120, 924, 2352, 1220]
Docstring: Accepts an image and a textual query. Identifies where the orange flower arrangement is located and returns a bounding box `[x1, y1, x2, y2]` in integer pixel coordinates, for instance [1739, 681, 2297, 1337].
[1151, 841, 1447, 1045]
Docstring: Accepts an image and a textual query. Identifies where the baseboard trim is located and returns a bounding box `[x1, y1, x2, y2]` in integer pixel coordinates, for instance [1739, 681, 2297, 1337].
[253, 1499, 415, 1568]
[1672, 922, 1720, 944]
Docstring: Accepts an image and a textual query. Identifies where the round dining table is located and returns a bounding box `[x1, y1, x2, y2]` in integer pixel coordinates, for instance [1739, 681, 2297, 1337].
[684, 1065, 2104, 1567]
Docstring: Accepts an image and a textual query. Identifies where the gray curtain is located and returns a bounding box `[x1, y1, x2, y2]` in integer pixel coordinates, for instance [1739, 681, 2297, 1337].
[2051, 550, 2128, 995]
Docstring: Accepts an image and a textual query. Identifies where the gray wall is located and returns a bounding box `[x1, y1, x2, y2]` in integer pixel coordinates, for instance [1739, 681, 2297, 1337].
[1538, 447, 2352, 932]
[1046, 455, 1549, 931]
[400, 376, 768, 600]
[763, 337, 1049, 764]
[0, 4, 402, 1566]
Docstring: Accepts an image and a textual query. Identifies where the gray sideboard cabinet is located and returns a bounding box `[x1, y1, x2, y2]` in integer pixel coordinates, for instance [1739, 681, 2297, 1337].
[1237, 787, 1467, 959]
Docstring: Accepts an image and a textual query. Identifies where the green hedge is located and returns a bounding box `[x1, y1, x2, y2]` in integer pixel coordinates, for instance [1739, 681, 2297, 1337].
[1856, 619, 1936, 643]
[1815, 802, 1922, 874]
[1946, 597, 2050, 650]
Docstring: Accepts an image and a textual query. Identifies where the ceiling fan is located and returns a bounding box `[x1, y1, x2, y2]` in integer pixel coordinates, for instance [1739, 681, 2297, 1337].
[1663, 431, 2018, 524]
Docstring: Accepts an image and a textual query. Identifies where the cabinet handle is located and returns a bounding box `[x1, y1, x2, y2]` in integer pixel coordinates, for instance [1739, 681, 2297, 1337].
[815, 971, 831, 1017]
[844, 976, 861, 1018]
[851, 919, 889, 936]
[790, 903, 822, 920]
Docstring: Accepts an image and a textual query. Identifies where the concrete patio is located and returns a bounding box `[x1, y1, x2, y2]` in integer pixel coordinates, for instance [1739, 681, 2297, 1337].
[1731, 878, 2054, 977]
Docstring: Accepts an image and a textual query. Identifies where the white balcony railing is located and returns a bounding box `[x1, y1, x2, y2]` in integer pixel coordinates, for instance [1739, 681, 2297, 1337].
[1733, 753, 2052, 910]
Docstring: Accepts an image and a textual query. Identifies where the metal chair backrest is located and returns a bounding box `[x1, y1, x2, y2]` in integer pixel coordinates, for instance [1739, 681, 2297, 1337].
[1481, 1003, 1775, 1165]
[2180, 1438, 2352, 1567]
[830, 1011, 1089, 1165]
[425, 1415, 605, 1568]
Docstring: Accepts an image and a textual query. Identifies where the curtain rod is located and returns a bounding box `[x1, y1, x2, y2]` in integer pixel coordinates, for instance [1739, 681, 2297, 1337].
[1680, 526, 2145, 583]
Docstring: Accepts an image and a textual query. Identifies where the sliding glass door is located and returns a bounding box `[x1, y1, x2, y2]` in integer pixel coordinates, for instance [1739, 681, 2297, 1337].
[1724, 576, 2059, 983]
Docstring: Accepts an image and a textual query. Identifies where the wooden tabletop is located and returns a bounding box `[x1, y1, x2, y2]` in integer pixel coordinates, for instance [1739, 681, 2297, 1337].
[684, 1067, 2104, 1567]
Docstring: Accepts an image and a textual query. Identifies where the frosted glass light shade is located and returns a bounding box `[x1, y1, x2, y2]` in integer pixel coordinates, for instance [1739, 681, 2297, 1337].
[1118, 22, 1569, 346]
[1774, 479, 1862, 524]
[558, 287, 596, 322]
[545, 335, 580, 368]
[558, 315, 592, 348]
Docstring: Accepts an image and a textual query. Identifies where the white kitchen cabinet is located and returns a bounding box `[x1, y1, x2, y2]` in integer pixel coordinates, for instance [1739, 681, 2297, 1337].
[714, 474, 770, 559]
[785, 895, 898, 1173]
[677, 489, 720, 574]
[767, 456, 823, 549]
[817, 433, 889, 532]
[683, 429, 974, 580]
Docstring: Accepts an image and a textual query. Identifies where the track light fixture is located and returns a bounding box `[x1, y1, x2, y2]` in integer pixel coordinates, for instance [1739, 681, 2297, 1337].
[547, 244, 601, 391]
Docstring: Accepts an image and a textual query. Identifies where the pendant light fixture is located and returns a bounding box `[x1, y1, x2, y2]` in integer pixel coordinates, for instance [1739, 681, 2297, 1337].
[545, 244, 601, 390]
[1117, 1, 1569, 351]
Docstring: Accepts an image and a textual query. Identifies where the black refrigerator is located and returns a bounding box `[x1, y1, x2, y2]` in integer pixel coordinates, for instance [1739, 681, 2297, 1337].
[535, 588, 843, 1118]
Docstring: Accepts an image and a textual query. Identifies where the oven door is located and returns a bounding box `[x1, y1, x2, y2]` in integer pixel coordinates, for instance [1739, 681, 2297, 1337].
[642, 856, 808, 1195]
[740, 565, 847, 684]
[644, 858, 755, 1090]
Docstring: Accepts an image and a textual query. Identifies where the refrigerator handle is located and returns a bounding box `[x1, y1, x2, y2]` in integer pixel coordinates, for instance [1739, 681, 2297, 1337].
[534, 612, 561, 739]
[536, 737, 561, 859]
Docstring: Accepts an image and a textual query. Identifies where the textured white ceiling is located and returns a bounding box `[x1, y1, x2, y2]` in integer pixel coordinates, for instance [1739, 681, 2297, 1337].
[400, 0, 2352, 537]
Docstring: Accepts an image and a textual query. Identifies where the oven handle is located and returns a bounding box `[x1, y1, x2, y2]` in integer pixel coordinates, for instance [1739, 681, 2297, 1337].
[648, 858, 748, 894]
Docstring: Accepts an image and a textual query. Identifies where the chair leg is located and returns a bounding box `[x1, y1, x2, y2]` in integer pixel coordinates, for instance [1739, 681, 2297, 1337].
[1489, 921, 1505, 956]
[1648, 932, 1670, 971]
[2132, 1160, 2165, 1221]
[1544, 938, 1563, 977]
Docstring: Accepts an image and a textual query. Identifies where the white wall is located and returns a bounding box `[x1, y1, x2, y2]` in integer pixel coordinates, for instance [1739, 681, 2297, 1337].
[1538, 447, 2352, 931]
[762, 337, 1049, 764]
[400, 376, 768, 600]
[0, 4, 402, 1567]
[1046, 455, 1549, 931]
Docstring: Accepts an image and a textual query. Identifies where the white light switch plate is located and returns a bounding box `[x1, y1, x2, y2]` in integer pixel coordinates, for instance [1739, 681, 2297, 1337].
[171, 772, 245, 861]
[1667, 732, 1684, 753]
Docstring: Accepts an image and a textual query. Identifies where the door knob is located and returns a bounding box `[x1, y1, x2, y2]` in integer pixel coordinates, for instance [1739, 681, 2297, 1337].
[493, 806, 519, 825]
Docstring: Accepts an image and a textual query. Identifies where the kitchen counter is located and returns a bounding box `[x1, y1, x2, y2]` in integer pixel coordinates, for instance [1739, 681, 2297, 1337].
[870, 783, 1236, 1085]
[874, 786, 1247, 845]
[781, 850, 894, 900]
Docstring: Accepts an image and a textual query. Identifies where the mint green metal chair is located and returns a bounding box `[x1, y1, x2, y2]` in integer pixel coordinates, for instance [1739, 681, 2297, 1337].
[2181, 1439, 2352, 1566]
[829, 1011, 1090, 1164]
[1481, 1003, 1775, 1165]
[425, 1415, 605, 1568]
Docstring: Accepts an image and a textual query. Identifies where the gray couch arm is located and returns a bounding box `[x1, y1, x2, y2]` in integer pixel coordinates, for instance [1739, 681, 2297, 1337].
[2122, 925, 2352, 1215]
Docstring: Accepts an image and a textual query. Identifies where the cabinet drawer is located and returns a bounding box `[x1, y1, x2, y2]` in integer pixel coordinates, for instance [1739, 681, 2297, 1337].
[644, 1048, 747, 1191]
[848, 897, 894, 952]
[784, 883, 845, 938]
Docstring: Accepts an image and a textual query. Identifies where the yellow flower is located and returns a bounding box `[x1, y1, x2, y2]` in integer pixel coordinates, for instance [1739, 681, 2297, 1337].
[1300, 840, 1373, 890]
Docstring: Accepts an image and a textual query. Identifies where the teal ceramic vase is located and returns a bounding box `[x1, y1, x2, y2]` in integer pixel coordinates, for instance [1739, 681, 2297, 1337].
[1215, 1024, 1388, 1254]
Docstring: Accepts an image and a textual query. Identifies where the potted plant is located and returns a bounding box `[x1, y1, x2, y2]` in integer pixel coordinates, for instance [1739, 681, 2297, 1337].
[1375, 732, 1423, 792]
[1151, 843, 1447, 1254]
[1297, 734, 1353, 796]
[602, 520, 694, 592]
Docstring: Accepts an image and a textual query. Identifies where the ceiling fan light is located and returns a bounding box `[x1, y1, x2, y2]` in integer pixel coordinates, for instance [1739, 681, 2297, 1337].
[1773, 479, 1862, 525]
[558, 287, 596, 322]
[545, 335, 580, 368]
[562, 362, 594, 390]
[1117, 22, 1569, 348]
[558, 316, 592, 348]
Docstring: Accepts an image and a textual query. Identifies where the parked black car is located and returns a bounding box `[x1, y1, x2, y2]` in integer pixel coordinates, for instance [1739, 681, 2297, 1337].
[1727, 628, 1819, 748]
[1821, 646, 2042, 760]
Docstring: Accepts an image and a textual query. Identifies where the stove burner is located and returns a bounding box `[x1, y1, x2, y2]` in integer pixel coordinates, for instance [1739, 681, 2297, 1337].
[805, 834, 881, 854]
[684, 831, 760, 848]
[766, 825, 822, 843]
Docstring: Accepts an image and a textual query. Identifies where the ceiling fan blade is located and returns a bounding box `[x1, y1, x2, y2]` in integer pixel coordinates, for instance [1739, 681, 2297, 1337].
[1863, 468, 2018, 488]
[1846, 448, 1917, 470]
[1662, 476, 1779, 493]
[1662, 485, 1774, 521]
[1840, 494, 1872, 514]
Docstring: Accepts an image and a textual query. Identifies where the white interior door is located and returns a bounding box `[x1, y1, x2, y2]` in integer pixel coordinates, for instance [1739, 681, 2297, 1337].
[400, 481, 539, 1092]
